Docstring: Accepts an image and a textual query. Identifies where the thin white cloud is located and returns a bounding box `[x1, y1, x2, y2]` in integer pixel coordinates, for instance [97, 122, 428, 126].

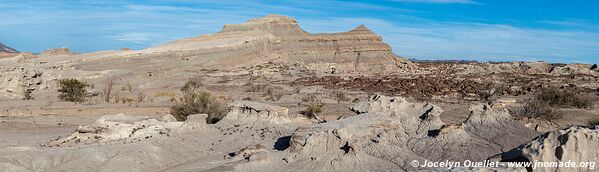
[110, 33, 153, 44]
[299, 17, 599, 63]
[0, 0, 596, 64]
[391, 0, 478, 4]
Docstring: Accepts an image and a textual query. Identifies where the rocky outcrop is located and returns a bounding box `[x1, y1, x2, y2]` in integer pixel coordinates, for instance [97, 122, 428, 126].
[283, 95, 537, 171]
[142, 14, 411, 73]
[0, 58, 44, 99]
[222, 101, 294, 125]
[40, 47, 73, 56]
[502, 126, 599, 172]
[49, 113, 213, 146]
[455, 61, 598, 76]
[549, 63, 599, 76]
[0, 42, 18, 53]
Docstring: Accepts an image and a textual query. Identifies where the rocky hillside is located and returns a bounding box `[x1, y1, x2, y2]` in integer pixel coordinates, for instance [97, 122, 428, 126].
[0, 42, 18, 53]
[88, 14, 412, 73]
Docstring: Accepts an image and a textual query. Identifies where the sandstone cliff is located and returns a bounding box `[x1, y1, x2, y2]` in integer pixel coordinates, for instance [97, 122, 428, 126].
[140, 14, 411, 73]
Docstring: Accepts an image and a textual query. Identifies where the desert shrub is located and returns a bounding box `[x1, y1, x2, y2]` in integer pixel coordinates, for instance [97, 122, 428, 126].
[23, 89, 33, 100]
[588, 118, 599, 126]
[137, 92, 145, 102]
[293, 86, 302, 94]
[301, 95, 318, 103]
[332, 91, 350, 103]
[536, 88, 590, 109]
[103, 79, 115, 103]
[512, 100, 562, 121]
[245, 82, 268, 92]
[57, 78, 89, 102]
[301, 102, 324, 119]
[477, 90, 493, 101]
[170, 90, 229, 123]
[121, 83, 133, 92]
[181, 78, 203, 92]
[263, 87, 283, 101]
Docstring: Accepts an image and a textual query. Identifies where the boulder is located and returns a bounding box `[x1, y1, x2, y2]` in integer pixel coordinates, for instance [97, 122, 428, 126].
[502, 126, 599, 172]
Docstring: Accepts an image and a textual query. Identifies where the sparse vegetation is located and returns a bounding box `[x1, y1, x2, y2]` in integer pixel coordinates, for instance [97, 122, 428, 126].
[536, 88, 590, 109]
[332, 90, 350, 103]
[512, 100, 562, 121]
[263, 87, 283, 101]
[588, 118, 599, 126]
[57, 78, 89, 102]
[103, 79, 115, 103]
[121, 83, 133, 92]
[301, 102, 325, 122]
[181, 78, 203, 92]
[512, 88, 590, 121]
[477, 90, 493, 101]
[137, 92, 146, 103]
[245, 82, 268, 92]
[171, 80, 229, 123]
[23, 89, 33, 100]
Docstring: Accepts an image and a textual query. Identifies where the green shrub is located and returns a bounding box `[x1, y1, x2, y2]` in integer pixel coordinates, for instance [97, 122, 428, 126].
[57, 79, 89, 102]
[170, 90, 229, 123]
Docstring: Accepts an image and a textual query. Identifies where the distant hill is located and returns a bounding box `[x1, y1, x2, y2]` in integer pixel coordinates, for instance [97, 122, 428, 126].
[0, 42, 18, 53]
[409, 58, 479, 64]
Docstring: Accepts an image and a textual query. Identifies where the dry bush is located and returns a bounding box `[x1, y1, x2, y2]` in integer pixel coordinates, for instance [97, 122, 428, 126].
[301, 95, 318, 103]
[170, 90, 229, 123]
[332, 90, 350, 103]
[103, 79, 115, 103]
[512, 101, 562, 121]
[512, 88, 590, 121]
[121, 83, 133, 92]
[23, 89, 33, 100]
[181, 78, 203, 92]
[57, 78, 89, 103]
[301, 102, 325, 123]
[536, 88, 590, 109]
[477, 90, 493, 101]
[263, 87, 283, 101]
[293, 86, 301, 94]
[588, 118, 599, 126]
[301, 102, 323, 118]
[245, 82, 268, 92]
[137, 92, 145, 103]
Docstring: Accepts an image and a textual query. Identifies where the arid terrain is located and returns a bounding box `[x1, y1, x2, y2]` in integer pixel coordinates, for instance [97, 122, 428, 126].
[1, 15, 598, 172]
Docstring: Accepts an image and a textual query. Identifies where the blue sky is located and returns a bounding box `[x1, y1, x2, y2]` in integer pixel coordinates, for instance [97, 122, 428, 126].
[0, 0, 598, 64]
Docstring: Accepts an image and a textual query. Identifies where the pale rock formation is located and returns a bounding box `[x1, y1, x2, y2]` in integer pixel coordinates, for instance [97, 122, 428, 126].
[550, 63, 599, 76]
[139, 14, 411, 73]
[40, 47, 73, 56]
[456, 61, 599, 76]
[221, 101, 295, 126]
[0, 58, 45, 99]
[502, 126, 599, 172]
[282, 95, 537, 171]
[463, 104, 540, 150]
[49, 113, 213, 146]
